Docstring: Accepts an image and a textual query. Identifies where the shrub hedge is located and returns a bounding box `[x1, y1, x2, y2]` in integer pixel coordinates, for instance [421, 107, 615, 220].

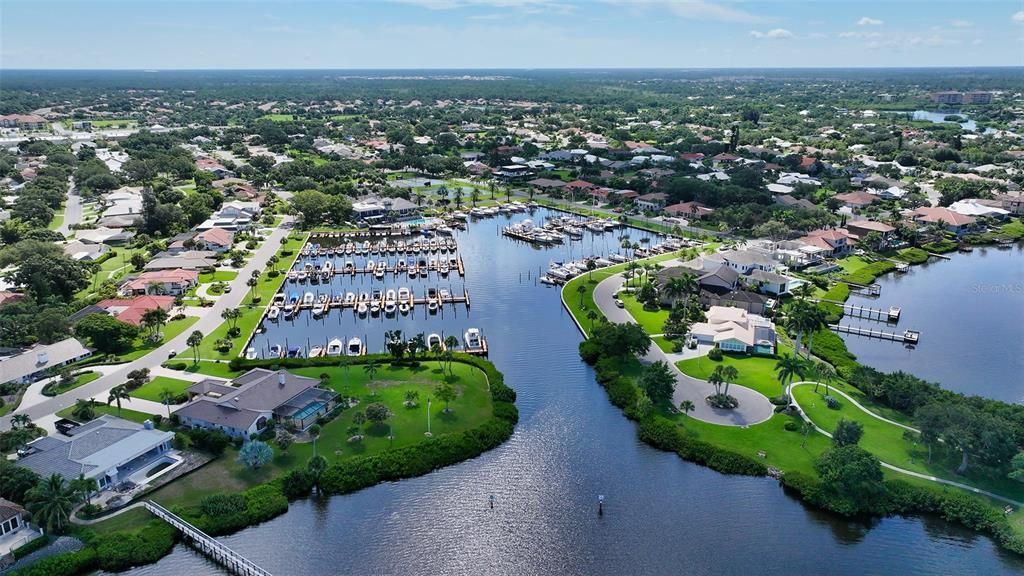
[840, 260, 896, 286]
[9, 548, 98, 576]
[91, 522, 178, 572]
[11, 535, 52, 559]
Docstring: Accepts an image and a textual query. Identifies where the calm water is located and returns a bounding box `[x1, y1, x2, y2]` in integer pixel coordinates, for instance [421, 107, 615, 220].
[840, 245, 1024, 403]
[882, 110, 979, 131]
[119, 209, 1024, 575]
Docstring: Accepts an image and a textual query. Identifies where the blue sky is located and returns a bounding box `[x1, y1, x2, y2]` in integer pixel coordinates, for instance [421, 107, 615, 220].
[2, 1, 1023, 69]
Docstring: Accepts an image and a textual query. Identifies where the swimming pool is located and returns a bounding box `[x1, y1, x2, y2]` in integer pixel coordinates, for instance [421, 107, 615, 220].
[292, 401, 325, 422]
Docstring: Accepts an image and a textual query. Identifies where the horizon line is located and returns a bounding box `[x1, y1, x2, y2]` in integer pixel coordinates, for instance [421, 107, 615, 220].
[3, 65, 1023, 72]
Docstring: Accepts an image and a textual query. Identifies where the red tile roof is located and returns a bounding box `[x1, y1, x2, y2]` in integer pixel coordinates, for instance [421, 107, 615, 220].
[96, 295, 175, 326]
[912, 207, 976, 227]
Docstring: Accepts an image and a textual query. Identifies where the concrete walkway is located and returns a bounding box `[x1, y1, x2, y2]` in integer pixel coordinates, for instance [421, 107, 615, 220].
[69, 502, 148, 526]
[788, 381, 1023, 507]
[0, 217, 296, 430]
[582, 272, 775, 427]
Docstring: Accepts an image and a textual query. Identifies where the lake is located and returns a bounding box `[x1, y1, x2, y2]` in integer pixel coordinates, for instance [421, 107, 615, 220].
[881, 110, 979, 131]
[116, 209, 1024, 575]
[840, 244, 1024, 402]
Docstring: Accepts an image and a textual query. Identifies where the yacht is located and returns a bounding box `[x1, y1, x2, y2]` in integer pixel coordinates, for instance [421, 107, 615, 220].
[374, 261, 386, 280]
[285, 292, 299, 312]
[326, 338, 344, 356]
[269, 344, 284, 358]
[308, 345, 324, 358]
[287, 346, 303, 358]
[397, 287, 411, 302]
[297, 269, 308, 282]
[366, 259, 375, 273]
[427, 333, 443, 351]
[464, 328, 482, 350]
[347, 337, 364, 356]
[439, 288, 451, 300]
[384, 300, 397, 316]
[245, 347, 257, 360]
[370, 301, 381, 316]
[439, 261, 449, 277]
[267, 306, 280, 321]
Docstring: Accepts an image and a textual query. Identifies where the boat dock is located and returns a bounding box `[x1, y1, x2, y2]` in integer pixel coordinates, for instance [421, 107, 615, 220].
[267, 288, 471, 320]
[830, 324, 920, 344]
[842, 281, 882, 297]
[300, 256, 466, 278]
[819, 300, 901, 323]
[144, 501, 271, 576]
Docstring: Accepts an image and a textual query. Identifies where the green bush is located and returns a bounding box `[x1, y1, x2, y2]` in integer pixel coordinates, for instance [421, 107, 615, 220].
[165, 362, 187, 371]
[804, 329, 858, 378]
[707, 346, 723, 361]
[840, 260, 896, 285]
[93, 522, 177, 572]
[187, 428, 231, 455]
[12, 535, 52, 559]
[824, 396, 841, 409]
[921, 238, 958, 254]
[279, 469, 314, 500]
[783, 420, 799, 432]
[639, 416, 768, 477]
[9, 548, 98, 576]
[199, 493, 249, 535]
[243, 484, 289, 525]
[896, 247, 929, 264]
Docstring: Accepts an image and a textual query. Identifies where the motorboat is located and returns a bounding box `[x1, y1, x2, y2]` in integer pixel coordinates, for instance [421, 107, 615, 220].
[439, 262, 449, 277]
[271, 293, 286, 306]
[366, 259, 375, 273]
[287, 346, 303, 358]
[464, 328, 482, 350]
[309, 345, 324, 358]
[297, 269, 308, 282]
[287, 270, 298, 283]
[245, 347, 257, 360]
[374, 261, 386, 279]
[357, 302, 368, 317]
[384, 300, 397, 316]
[408, 264, 417, 279]
[302, 292, 315, 307]
[347, 337, 364, 356]
[326, 338, 344, 356]
[396, 259, 408, 272]
[285, 292, 299, 312]
[439, 288, 451, 300]
[399, 302, 410, 315]
[427, 333, 443, 350]
[267, 306, 280, 321]
[344, 292, 356, 306]
[397, 287, 410, 302]
[427, 300, 438, 314]
[269, 344, 283, 358]
[370, 301, 381, 316]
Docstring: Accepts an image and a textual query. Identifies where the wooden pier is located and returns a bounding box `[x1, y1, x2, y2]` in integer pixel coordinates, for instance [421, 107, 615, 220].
[842, 281, 882, 297]
[144, 501, 272, 576]
[830, 324, 920, 344]
[819, 300, 901, 323]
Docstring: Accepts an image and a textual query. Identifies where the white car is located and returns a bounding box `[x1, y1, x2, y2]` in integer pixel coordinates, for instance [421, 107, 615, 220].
[614, 298, 625, 308]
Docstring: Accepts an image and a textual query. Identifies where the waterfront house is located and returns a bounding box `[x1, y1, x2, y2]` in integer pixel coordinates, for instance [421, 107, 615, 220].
[910, 207, 977, 235]
[74, 226, 135, 245]
[15, 416, 174, 491]
[93, 295, 175, 326]
[120, 268, 198, 296]
[174, 368, 339, 438]
[798, 229, 853, 257]
[845, 220, 896, 246]
[144, 250, 217, 271]
[663, 202, 713, 220]
[351, 196, 419, 222]
[0, 497, 40, 558]
[196, 201, 261, 231]
[635, 192, 668, 212]
[0, 338, 91, 386]
[947, 199, 1010, 221]
[689, 306, 777, 354]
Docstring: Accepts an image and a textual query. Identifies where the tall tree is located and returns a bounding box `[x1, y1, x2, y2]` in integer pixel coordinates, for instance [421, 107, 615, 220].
[107, 385, 131, 416]
[26, 474, 76, 534]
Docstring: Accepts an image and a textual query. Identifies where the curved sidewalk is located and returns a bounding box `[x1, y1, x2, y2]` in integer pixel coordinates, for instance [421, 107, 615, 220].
[788, 381, 1023, 507]
[584, 273, 775, 427]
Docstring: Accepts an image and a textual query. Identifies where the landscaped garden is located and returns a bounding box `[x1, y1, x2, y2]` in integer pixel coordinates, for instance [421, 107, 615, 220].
[676, 346, 794, 399]
[129, 376, 195, 403]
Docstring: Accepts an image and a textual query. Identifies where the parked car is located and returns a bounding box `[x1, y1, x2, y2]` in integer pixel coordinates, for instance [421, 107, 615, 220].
[614, 298, 625, 308]
[167, 349, 177, 358]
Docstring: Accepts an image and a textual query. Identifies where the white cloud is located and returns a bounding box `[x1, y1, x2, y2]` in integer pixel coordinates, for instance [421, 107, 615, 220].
[949, 19, 973, 28]
[857, 17, 884, 26]
[601, 0, 765, 24]
[750, 28, 793, 40]
[1013, 11, 1024, 24]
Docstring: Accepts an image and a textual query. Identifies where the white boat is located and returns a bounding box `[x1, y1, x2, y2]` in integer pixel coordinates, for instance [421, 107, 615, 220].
[427, 333, 443, 350]
[374, 263, 385, 279]
[271, 293, 286, 306]
[297, 270, 308, 282]
[344, 260, 355, 272]
[399, 302, 410, 315]
[357, 302, 368, 316]
[344, 292, 356, 305]
[347, 337, 364, 356]
[439, 288, 451, 300]
[287, 270, 298, 283]
[326, 338, 344, 356]
[267, 306, 280, 321]
[366, 259, 375, 273]
[309, 345, 324, 358]
[397, 287, 410, 301]
[245, 347, 257, 360]
[302, 292, 315, 307]
[370, 301, 381, 316]
[269, 344, 284, 358]
[439, 262, 449, 276]
[464, 328, 482, 350]
[384, 300, 397, 316]
[427, 300, 438, 314]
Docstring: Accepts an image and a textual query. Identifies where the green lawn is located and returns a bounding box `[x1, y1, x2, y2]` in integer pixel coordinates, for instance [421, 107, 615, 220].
[76, 247, 149, 299]
[47, 371, 100, 395]
[676, 347, 793, 398]
[834, 255, 870, 273]
[117, 317, 198, 362]
[143, 360, 492, 512]
[57, 403, 158, 424]
[48, 209, 65, 231]
[130, 376, 195, 402]
[260, 114, 294, 121]
[619, 293, 669, 334]
[169, 361, 242, 380]
[198, 270, 238, 283]
[793, 385, 1024, 502]
[652, 336, 677, 353]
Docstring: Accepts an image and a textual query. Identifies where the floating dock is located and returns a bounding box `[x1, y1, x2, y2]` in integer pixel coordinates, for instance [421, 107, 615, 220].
[830, 324, 920, 344]
[819, 300, 901, 323]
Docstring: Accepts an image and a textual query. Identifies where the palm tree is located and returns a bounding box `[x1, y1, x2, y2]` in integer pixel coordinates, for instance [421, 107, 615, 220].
[709, 365, 725, 396]
[785, 301, 812, 357]
[800, 420, 815, 448]
[71, 398, 97, 421]
[679, 399, 695, 420]
[576, 283, 587, 308]
[159, 388, 176, 417]
[363, 360, 379, 382]
[774, 354, 805, 394]
[187, 330, 204, 365]
[721, 365, 739, 397]
[453, 187, 464, 209]
[470, 189, 480, 207]
[221, 307, 242, 333]
[586, 309, 599, 330]
[815, 363, 837, 396]
[802, 306, 828, 359]
[26, 474, 76, 534]
[11, 414, 31, 428]
[70, 474, 98, 506]
[443, 335, 459, 374]
[307, 455, 328, 494]
[308, 424, 322, 458]
[107, 384, 131, 416]
[505, 186, 512, 203]
[488, 181, 496, 200]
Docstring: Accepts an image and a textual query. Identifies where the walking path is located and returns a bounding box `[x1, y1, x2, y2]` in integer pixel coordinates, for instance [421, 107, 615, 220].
[788, 381, 1023, 507]
[582, 272, 775, 427]
[0, 217, 295, 430]
[69, 502, 147, 526]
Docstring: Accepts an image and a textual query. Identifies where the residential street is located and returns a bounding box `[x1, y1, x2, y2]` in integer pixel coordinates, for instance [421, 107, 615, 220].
[56, 177, 82, 237]
[0, 218, 295, 430]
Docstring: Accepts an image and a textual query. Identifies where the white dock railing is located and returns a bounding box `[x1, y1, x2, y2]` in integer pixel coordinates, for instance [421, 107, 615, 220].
[144, 501, 272, 576]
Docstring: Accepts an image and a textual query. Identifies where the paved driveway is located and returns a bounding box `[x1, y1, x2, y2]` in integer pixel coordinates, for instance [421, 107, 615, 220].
[589, 274, 775, 427]
[0, 218, 295, 430]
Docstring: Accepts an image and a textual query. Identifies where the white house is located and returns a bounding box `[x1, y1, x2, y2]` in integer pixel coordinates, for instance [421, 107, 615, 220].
[690, 306, 777, 355]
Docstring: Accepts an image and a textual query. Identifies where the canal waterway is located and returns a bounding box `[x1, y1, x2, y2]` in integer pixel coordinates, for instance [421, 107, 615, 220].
[119, 209, 1024, 575]
[840, 244, 1024, 403]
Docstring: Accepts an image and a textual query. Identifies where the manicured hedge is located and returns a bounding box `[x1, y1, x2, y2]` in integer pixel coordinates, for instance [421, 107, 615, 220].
[921, 238, 958, 254]
[9, 548, 98, 576]
[11, 535, 52, 559]
[639, 417, 768, 477]
[896, 247, 930, 264]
